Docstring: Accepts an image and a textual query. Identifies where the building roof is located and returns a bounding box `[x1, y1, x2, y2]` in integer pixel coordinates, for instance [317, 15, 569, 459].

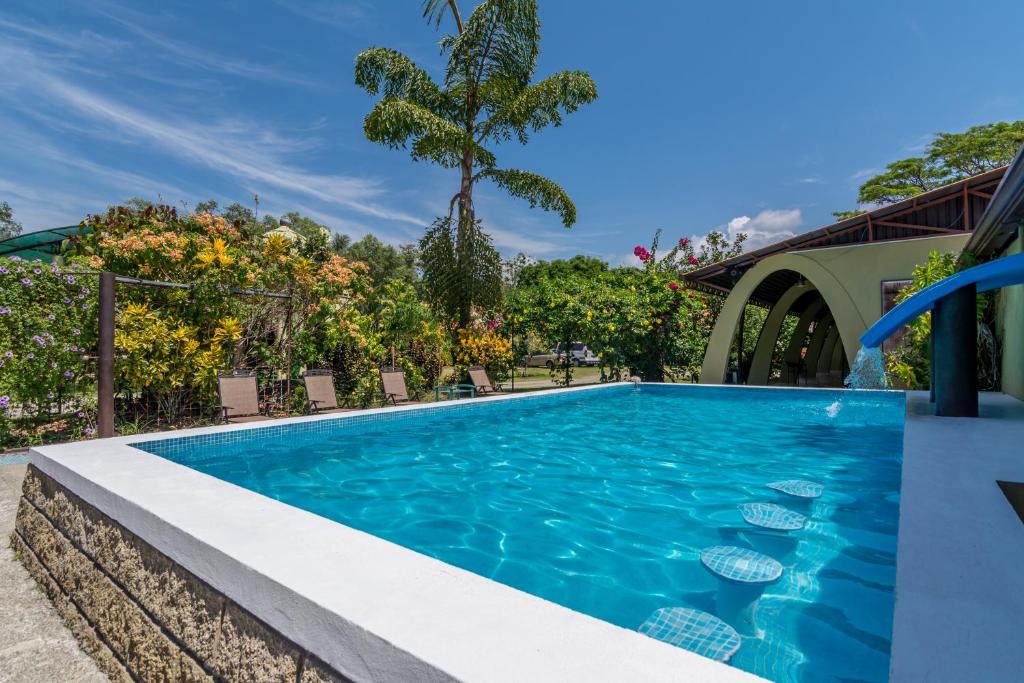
[684, 167, 1006, 304]
[966, 145, 1024, 259]
[0, 225, 83, 263]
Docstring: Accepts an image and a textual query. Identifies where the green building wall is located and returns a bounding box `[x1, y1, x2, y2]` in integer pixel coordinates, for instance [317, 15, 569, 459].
[996, 226, 1024, 400]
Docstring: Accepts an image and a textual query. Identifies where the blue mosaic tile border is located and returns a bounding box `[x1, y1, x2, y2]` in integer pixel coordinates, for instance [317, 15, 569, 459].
[133, 383, 632, 460]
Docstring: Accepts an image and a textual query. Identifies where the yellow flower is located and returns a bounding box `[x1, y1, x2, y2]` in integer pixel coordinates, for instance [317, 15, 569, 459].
[196, 238, 234, 268]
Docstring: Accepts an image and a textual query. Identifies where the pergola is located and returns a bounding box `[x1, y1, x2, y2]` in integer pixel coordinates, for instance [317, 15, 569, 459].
[0, 225, 84, 263]
[686, 167, 1006, 386]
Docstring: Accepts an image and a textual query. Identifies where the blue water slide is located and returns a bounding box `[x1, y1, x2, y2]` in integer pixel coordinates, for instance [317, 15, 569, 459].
[860, 251, 1024, 348]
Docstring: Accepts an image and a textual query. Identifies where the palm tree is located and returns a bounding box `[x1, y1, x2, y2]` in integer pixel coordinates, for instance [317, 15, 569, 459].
[355, 0, 597, 325]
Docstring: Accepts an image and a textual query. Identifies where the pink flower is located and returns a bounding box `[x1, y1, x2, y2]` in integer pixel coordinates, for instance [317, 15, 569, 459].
[668, 282, 678, 291]
[687, 255, 699, 266]
[633, 245, 644, 256]
[488, 320, 500, 330]
[679, 238, 689, 248]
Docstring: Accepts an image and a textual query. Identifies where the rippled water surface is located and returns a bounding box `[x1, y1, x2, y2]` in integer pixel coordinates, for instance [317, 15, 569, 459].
[141, 384, 905, 682]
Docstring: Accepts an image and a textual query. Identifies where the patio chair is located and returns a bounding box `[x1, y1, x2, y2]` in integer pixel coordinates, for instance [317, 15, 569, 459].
[468, 365, 502, 395]
[380, 367, 414, 406]
[302, 370, 347, 414]
[217, 374, 270, 423]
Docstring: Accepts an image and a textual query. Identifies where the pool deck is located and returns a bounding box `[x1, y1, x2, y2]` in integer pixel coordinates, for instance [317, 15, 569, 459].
[892, 391, 1024, 682]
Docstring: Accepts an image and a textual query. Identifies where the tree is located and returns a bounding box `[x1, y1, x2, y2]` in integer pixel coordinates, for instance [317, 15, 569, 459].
[0, 201, 22, 240]
[517, 254, 608, 287]
[852, 120, 1024, 206]
[341, 234, 419, 289]
[355, 0, 598, 324]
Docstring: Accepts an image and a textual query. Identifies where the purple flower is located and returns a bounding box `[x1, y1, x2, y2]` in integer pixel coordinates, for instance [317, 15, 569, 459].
[76, 411, 85, 418]
[26, 352, 34, 360]
[3, 351, 12, 358]
[63, 297, 72, 305]
[47, 313, 56, 321]
[81, 287, 90, 295]
[65, 275, 76, 285]
[0, 266, 7, 274]
[81, 303, 88, 310]
[0, 359, 4, 368]
[63, 370, 74, 378]
[72, 329, 81, 336]
[21, 278, 32, 286]
[33, 268, 42, 275]
[50, 361, 58, 369]
[0, 307, 10, 314]
[0, 396, 8, 409]
[47, 392, 54, 399]
[9, 256, 21, 261]
[32, 335, 47, 347]
[84, 427, 96, 436]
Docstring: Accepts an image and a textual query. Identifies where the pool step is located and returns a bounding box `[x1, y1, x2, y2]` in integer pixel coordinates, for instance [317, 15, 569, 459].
[700, 545, 783, 583]
[739, 502, 806, 531]
[767, 479, 824, 499]
[638, 607, 741, 662]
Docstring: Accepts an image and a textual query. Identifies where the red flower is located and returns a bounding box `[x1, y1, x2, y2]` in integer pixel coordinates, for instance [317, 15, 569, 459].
[679, 237, 689, 248]
[669, 282, 678, 291]
[687, 255, 699, 266]
[633, 245, 644, 256]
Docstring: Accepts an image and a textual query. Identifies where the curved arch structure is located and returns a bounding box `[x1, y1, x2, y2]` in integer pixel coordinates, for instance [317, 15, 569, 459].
[700, 252, 867, 384]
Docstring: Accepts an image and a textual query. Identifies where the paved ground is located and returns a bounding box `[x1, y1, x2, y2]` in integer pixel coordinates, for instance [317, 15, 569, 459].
[0, 462, 107, 683]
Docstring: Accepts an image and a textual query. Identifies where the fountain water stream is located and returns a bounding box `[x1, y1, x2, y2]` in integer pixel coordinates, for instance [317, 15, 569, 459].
[844, 345, 888, 390]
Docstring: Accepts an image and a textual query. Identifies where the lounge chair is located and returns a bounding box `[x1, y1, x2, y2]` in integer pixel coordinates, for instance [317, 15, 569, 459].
[217, 374, 270, 423]
[302, 370, 347, 414]
[468, 365, 502, 395]
[380, 367, 414, 405]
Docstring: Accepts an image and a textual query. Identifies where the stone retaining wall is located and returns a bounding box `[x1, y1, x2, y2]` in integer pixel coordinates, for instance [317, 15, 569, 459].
[11, 464, 352, 683]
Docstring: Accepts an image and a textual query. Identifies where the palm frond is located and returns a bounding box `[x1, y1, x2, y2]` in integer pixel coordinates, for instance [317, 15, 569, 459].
[479, 70, 597, 143]
[423, 0, 464, 32]
[445, 0, 539, 92]
[364, 98, 496, 169]
[355, 48, 451, 114]
[477, 169, 576, 227]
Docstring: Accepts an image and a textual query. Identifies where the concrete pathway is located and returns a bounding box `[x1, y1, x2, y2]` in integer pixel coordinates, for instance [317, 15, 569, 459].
[0, 462, 107, 683]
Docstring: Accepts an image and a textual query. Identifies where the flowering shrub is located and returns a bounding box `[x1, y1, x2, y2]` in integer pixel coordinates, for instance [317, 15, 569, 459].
[68, 204, 372, 421]
[453, 324, 514, 383]
[0, 257, 97, 443]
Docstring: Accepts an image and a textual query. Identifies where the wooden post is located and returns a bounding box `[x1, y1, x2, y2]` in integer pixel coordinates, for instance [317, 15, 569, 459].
[97, 272, 115, 438]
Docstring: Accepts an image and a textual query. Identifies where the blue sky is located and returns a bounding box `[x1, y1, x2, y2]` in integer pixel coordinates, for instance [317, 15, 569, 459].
[2, 1, 1023, 264]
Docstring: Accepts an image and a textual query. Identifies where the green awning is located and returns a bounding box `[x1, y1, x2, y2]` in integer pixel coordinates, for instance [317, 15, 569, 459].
[0, 226, 87, 263]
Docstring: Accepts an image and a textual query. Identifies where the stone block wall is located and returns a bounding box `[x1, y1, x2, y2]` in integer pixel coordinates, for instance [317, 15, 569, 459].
[11, 464, 352, 683]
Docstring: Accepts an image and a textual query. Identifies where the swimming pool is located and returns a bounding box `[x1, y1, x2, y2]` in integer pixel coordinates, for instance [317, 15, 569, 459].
[137, 383, 904, 682]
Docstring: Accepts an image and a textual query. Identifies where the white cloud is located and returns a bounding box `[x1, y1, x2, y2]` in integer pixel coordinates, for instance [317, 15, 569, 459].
[849, 167, 879, 183]
[723, 208, 803, 251]
[795, 176, 823, 184]
[0, 43, 424, 227]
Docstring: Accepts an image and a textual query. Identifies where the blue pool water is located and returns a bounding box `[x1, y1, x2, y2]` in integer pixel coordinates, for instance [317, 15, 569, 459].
[137, 384, 905, 682]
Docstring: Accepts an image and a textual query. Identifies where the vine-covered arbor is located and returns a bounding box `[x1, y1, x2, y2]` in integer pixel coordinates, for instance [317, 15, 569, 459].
[686, 168, 1005, 386]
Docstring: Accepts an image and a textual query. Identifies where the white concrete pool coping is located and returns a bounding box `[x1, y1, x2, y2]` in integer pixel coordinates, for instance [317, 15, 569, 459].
[29, 382, 762, 683]
[890, 391, 1024, 682]
[29, 382, 1023, 682]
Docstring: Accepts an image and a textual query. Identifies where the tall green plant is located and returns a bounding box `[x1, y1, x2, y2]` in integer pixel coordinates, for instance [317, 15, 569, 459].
[354, 0, 597, 324]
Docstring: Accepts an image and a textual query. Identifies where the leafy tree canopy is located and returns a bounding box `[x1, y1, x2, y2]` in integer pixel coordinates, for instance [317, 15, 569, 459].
[340, 234, 420, 289]
[852, 120, 1024, 207]
[0, 201, 22, 240]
